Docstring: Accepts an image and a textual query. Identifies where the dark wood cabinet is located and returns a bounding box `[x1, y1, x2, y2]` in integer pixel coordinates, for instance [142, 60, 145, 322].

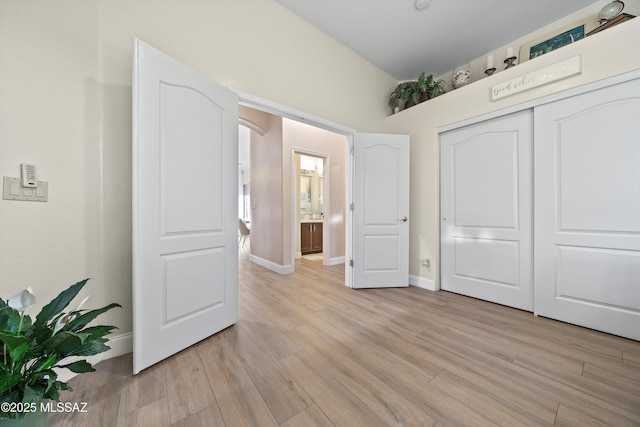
[301, 222, 323, 255]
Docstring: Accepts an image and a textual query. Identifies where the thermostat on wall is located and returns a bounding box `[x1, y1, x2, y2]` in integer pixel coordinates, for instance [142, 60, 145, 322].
[21, 163, 37, 188]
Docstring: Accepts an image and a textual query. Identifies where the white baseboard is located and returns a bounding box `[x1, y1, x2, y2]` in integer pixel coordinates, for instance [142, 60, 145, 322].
[249, 254, 294, 274]
[409, 274, 438, 291]
[325, 256, 344, 266]
[56, 332, 133, 382]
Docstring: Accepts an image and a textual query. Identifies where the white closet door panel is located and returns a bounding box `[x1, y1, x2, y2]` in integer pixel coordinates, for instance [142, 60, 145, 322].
[453, 133, 519, 228]
[454, 237, 520, 286]
[534, 77, 640, 341]
[441, 109, 533, 310]
[557, 103, 640, 233]
[555, 246, 640, 311]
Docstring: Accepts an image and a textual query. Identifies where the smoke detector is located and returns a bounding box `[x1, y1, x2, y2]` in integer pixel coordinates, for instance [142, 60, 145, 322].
[415, 0, 432, 10]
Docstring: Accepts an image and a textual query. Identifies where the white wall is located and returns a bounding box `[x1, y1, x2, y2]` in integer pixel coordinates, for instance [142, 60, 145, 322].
[383, 12, 640, 288]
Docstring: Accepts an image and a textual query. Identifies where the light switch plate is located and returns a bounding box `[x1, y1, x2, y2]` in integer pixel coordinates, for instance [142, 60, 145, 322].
[3, 176, 48, 202]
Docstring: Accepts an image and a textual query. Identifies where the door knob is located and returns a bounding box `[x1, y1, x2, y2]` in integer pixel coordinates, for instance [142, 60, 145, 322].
[400, 216, 408, 222]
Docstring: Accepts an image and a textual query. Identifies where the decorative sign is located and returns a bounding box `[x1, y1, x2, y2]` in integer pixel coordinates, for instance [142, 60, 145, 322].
[529, 26, 585, 60]
[491, 56, 581, 101]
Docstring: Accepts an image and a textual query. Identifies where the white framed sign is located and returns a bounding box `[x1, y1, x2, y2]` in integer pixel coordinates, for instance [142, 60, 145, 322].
[491, 56, 581, 101]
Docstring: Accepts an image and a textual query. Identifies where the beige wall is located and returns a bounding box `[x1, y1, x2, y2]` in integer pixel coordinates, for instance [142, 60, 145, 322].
[382, 16, 640, 287]
[248, 112, 284, 265]
[0, 0, 395, 346]
[242, 112, 346, 269]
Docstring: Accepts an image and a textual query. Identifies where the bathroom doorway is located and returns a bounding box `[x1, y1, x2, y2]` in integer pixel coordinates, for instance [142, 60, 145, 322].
[296, 152, 327, 263]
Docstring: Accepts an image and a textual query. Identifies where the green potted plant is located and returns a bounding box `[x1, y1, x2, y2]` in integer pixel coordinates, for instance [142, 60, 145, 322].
[416, 72, 446, 100]
[389, 72, 447, 113]
[0, 279, 120, 425]
[388, 81, 416, 112]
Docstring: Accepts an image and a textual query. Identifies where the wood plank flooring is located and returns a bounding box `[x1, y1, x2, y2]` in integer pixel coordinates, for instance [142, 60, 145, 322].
[49, 252, 640, 426]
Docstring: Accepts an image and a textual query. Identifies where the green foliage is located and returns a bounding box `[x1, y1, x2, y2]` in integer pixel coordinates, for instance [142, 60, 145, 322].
[0, 279, 120, 420]
[416, 72, 446, 100]
[388, 72, 446, 113]
[388, 81, 416, 109]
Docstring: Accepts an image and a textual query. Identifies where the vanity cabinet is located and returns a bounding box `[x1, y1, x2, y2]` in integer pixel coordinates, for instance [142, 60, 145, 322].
[301, 222, 323, 255]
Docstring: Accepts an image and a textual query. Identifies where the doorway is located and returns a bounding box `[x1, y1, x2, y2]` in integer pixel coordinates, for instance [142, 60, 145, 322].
[295, 152, 328, 264]
[234, 90, 354, 283]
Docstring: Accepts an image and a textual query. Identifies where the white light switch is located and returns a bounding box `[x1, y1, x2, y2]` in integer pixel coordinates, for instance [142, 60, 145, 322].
[10, 181, 20, 195]
[3, 176, 48, 202]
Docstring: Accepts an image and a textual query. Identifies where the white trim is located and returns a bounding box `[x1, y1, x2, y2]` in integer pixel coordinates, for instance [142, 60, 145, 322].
[326, 256, 345, 266]
[409, 274, 437, 291]
[238, 117, 267, 135]
[345, 134, 355, 288]
[231, 88, 356, 135]
[249, 253, 294, 274]
[56, 332, 133, 382]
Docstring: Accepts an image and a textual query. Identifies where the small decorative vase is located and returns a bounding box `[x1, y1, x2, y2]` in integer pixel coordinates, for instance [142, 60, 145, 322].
[452, 70, 472, 89]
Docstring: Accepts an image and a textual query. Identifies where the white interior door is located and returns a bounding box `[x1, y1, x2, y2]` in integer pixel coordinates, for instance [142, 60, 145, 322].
[352, 133, 409, 288]
[441, 110, 533, 311]
[132, 39, 239, 373]
[534, 77, 640, 341]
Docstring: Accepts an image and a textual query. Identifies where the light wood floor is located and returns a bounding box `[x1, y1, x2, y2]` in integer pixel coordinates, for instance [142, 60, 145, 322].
[50, 251, 640, 426]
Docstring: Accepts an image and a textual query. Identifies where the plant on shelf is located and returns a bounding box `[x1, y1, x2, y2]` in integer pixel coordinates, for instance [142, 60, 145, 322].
[417, 72, 446, 100]
[389, 72, 447, 113]
[388, 80, 417, 112]
[0, 279, 120, 423]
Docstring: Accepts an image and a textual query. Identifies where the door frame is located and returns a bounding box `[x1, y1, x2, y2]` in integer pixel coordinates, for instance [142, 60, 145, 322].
[230, 88, 357, 287]
[292, 149, 330, 266]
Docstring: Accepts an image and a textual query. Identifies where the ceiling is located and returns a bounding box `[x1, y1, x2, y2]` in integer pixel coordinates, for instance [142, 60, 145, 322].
[276, 0, 597, 81]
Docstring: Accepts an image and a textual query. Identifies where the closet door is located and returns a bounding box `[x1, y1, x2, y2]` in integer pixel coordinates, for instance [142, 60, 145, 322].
[441, 110, 533, 310]
[534, 77, 640, 341]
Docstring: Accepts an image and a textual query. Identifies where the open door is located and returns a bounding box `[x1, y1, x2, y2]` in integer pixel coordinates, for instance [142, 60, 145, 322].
[132, 39, 238, 373]
[351, 133, 410, 288]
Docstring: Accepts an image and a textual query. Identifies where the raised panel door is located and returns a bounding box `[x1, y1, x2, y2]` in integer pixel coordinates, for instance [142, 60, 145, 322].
[441, 109, 533, 311]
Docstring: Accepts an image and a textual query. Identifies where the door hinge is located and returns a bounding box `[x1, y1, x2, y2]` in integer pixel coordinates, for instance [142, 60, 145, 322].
[350, 203, 354, 211]
[349, 259, 354, 267]
[350, 145, 355, 155]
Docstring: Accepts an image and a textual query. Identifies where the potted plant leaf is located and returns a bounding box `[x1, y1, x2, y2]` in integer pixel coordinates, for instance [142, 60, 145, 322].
[388, 81, 416, 112]
[423, 73, 447, 99]
[416, 72, 446, 100]
[389, 72, 446, 113]
[0, 279, 120, 425]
